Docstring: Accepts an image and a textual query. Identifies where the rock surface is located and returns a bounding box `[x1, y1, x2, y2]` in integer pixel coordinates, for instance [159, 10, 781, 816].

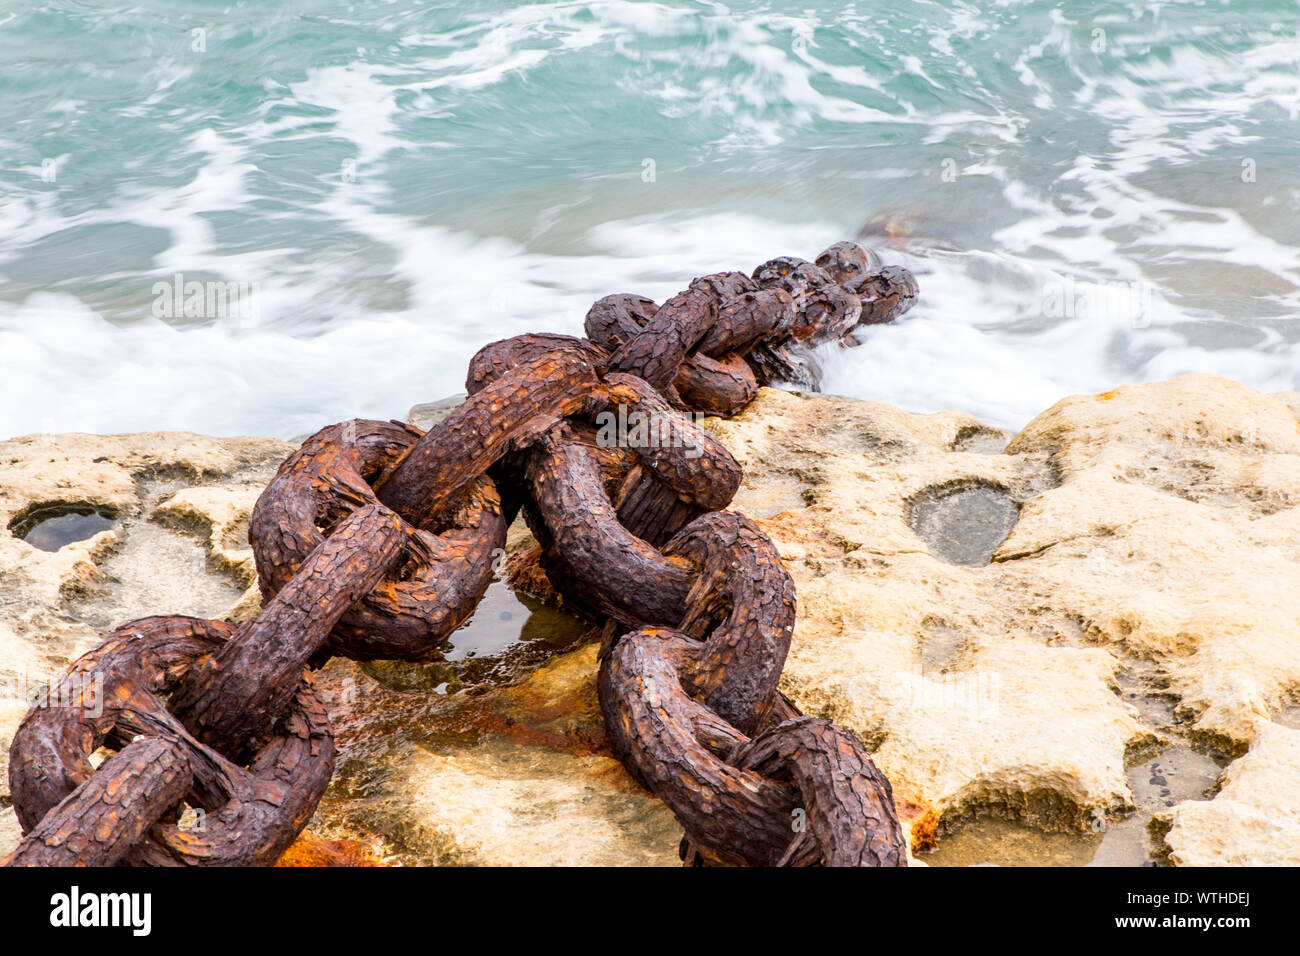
[408, 394, 468, 432]
[1, 373, 1297, 866]
[698, 374, 1300, 864]
[0, 428, 678, 866]
[0, 431, 292, 857]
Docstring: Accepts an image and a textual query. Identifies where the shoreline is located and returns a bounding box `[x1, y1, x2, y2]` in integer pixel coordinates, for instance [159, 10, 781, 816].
[2, 375, 1299, 865]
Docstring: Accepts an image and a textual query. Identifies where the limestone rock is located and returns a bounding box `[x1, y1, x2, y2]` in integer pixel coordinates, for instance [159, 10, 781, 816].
[408, 394, 466, 432]
[700, 374, 1300, 860]
[2, 374, 1297, 866]
[307, 642, 684, 866]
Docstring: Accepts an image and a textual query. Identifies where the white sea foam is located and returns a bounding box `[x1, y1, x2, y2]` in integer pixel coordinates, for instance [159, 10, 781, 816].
[1, 0, 1297, 442]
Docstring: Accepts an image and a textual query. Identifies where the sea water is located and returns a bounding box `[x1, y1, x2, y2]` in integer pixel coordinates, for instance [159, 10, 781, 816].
[1, 0, 1297, 439]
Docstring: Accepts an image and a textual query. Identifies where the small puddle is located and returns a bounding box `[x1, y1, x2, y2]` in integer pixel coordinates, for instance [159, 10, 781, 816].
[361, 579, 591, 693]
[306, 567, 603, 863]
[1085, 815, 1154, 867]
[952, 427, 1009, 455]
[921, 742, 1223, 867]
[11, 505, 118, 552]
[909, 483, 1019, 566]
[922, 817, 1103, 867]
[1085, 744, 1224, 866]
[1128, 745, 1222, 811]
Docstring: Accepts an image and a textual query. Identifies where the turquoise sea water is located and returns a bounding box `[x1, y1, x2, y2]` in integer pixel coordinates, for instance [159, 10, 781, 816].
[1, 0, 1298, 439]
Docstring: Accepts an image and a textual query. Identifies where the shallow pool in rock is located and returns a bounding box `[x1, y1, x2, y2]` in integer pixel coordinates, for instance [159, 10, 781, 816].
[360, 578, 593, 694]
[952, 426, 1010, 455]
[921, 817, 1105, 867]
[922, 741, 1226, 867]
[11, 505, 118, 552]
[1088, 744, 1224, 866]
[909, 483, 1020, 566]
[309, 584, 665, 865]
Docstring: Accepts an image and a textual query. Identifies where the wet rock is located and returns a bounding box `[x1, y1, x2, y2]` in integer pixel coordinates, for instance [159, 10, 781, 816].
[308, 642, 683, 865]
[358, 578, 591, 693]
[382, 740, 681, 866]
[274, 833, 385, 867]
[923, 816, 1103, 868]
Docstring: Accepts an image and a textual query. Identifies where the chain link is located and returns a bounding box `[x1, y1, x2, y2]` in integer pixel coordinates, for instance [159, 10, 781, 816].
[5, 241, 917, 867]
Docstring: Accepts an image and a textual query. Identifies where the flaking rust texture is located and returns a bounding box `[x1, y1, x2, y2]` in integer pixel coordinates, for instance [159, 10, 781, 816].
[377, 346, 606, 528]
[598, 631, 904, 867]
[598, 629, 798, 866]
[608, 280, 718, 391]
[466, 333, 610, 394]
[587, 282, 788, 417]
[672, 352, 757, 418]
[8, 617, 336, 866]
[7, 240, 917, 867]
[250, 419, 506, 662]
[845, 267, 920, 327]
[173, 504, 405, 759]
[600, 372, 741, 511]
[732, 717, 906, 867]
[524, 424, 695, 628]
[4, 737, 193, 867]
[664, 511, 796, 736]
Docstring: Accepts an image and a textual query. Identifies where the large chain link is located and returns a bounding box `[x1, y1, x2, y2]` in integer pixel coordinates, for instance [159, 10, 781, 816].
[5, 242, 916, 867]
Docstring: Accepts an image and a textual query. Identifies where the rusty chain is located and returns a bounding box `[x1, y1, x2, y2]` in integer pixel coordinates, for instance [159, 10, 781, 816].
[5, 242, 916, 867]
